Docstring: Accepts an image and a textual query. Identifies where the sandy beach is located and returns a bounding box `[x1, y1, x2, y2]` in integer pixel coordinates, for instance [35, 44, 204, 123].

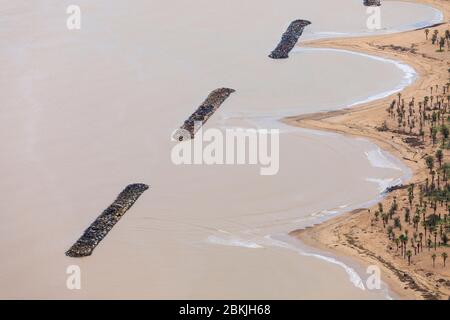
[0, 0, 447, 299]
[287, 0, 450, 300]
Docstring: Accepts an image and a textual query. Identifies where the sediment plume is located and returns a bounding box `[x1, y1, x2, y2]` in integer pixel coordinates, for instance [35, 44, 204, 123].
[364, 0, 381, 6]
[269, 19, 311, 59]
[173, 88, 235, 141]
[66, 184, 149, 257]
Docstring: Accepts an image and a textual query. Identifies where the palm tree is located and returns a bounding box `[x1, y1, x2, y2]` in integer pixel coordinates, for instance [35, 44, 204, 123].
[431, 170, 436, 188]
[431, 127, 438, 145]
[436, 149, 443, 168]
[426, 155, 434, 173]
[432, 32, 438, 45]
[403, 234, 409, 258]
[432, 253, 437, 267]
[441, 125, 449, 142]
[399, 234, 406, 256]
[394, 217, 401, 230]
[422, 209, 427, 237]
[381, 213, 387, 228]
[419, 232, 424, 252]
[404, 208, 411, 223]
[406, 250, 412, 265]
[433, 30, 439, 45]
[443, 164, 450, 183]
[408, 184, 414, 208]
[442, 252, 448, 267]
[387, 226, 394, 240]
[439, 37, 446, 52]
[434, 231, 438, 250]
[442, 232, 449, 246]
[378, 202, 384, 214]
[413, 215, 420, 232]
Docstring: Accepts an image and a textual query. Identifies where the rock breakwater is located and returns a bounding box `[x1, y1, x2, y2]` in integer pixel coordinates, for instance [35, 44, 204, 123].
[173, 88, 235, 141]
[364, 0, 381, 6]
[269, 20, 311, 59]
[66, 183, 149, 257]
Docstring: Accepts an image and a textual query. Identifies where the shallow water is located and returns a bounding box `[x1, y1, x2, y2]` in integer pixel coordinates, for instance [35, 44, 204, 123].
[0, 0, 439, 299]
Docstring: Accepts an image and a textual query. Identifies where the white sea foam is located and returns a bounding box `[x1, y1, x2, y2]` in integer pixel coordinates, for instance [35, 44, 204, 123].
[264, 235, 366, 291]
[207, 235, 264, 249]
[366, 178, 395, 193]
[294, 47, 417, 109]
[365, 148, 402, 171]
[321, 209, 339, 215]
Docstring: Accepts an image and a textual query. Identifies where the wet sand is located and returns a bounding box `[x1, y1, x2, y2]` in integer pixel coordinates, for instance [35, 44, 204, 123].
[0, 0, 443, 299]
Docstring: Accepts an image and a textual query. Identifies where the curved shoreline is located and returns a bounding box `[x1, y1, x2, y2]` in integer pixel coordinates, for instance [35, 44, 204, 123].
[285, 0, 449, 300]
[222, 46, 421, 121]
[264, 143, 411, 299]
[294, 47, 417, 108]
[216, 3, 438, 297]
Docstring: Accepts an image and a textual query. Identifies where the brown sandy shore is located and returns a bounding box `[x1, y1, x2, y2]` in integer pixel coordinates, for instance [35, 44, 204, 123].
[286, 0, 450, 300]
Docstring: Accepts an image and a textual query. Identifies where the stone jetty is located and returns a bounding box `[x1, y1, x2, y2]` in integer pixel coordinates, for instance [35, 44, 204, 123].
[66, 184, 149, 257]
[269, 20, 311, 59]
[363, 0, 381, 6]
[173, 88, 235, 141]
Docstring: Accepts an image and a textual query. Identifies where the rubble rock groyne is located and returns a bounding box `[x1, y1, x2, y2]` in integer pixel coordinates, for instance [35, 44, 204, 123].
[66, 184, 149, 257]
[269, 20, 311, 59]
[173, 88, 235, 141]
[364, 0, 381, 6]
